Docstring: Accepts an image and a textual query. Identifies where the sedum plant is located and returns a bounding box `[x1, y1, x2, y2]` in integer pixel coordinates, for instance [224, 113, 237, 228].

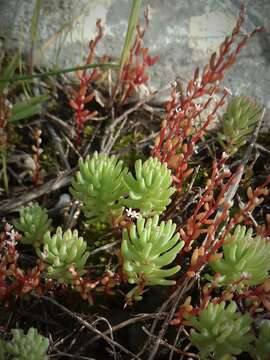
[187, 301, 253, 359]
[121, 215, 183, 300]
[121, 157, 175, 217]
[37, 227, 89, 283]
[0, 339, 5, 360]
[13, 203, 51, 246]
[251, 320, 270, 360]
[4, 327, 49, 360]
[218, 96, 263, 155]
[70, 151, 128, 224]
[209, 225, 270, 287]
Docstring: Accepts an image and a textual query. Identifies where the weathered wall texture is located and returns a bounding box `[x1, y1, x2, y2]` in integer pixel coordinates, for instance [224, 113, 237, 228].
[0, 0, 269, 128]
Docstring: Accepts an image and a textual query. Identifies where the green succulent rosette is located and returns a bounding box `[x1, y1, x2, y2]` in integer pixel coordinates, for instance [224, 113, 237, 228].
[37, 227, 89, 283]
[70, 151, 128, 224]
[209, 225, 270, 287]
[187, 301, 253, 359]
[218, 96, 262, 155]
[251, 320, 270, 360]
[13, 203, 51, 246]
[121, 157, 175, 217]
[121, 215, 183, 300]
[4, 327, 49, 360]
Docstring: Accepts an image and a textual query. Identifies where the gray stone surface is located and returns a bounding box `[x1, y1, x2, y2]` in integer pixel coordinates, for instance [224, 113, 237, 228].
[0, 0, 269, 128]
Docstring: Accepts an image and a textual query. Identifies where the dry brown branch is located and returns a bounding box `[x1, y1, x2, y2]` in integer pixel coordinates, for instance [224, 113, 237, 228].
[0, 169, 75, 217]
[39, 295, 143, 360]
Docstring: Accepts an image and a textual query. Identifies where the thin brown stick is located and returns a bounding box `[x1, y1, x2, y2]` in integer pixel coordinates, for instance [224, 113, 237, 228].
[0, 169, 76, 216]
[50, 352, 95, 359]
[38, 295, 143, 360]
[87, 312, 167, 347]
[147, 278, 194, 360]
[142, 327, 199, 359]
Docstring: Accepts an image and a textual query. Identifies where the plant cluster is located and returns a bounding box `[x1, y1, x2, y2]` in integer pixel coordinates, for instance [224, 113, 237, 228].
[70, 152, 128, 224]
[0, 2, 270, 360]
[184, 301, 270, 360]
[13, 203, 51, 246]
[209, 225, 270, 287]
[121, 215, 183, 300]
[70, 152, 175, 224]
[186, 301, 253, 359]
[37, 227, 89, 283]
[218, 96, 263, 155]
[0, 327, 49, 360]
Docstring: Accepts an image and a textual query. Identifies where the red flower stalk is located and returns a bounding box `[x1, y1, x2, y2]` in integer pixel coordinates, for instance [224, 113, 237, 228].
[0, 96, 11, 130]
[69, 19, 104, 146]
[119, 7, 160, 105]
[237, 278, 270, 313]
[32, 128, 43, 186]
[69, 266, 99, 305]
[179, 155, 236, 253]
[152, 5, 262, 191]
[0, 223, 44, 302]
[257, 214, 270, 239]
[183, 174, 270, 279]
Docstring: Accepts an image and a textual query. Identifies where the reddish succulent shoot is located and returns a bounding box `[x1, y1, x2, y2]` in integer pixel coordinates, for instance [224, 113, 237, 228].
[119, 7, 160, 104]
[152, 5, 262, 191]
[32, 128, 43, 186]
[69, 19, 104, 146]
[0, 223, 44, 302]
[69, 266, 99, 305]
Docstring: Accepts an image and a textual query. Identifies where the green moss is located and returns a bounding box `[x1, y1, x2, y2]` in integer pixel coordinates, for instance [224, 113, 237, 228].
[40, 145, 59, 171]
[83, 125, 94, 137]
[112, 131, 145, 168]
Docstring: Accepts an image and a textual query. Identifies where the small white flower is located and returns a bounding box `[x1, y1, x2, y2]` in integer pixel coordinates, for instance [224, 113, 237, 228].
[224, 87, 232, 96]
[194, 104, 203, 111]
[126, 208, 141, 219]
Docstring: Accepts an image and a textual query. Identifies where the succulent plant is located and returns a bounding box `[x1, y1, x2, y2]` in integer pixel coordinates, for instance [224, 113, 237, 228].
[209, 225, 270, 287]
[121, 215, 183, 300]
[37, 227, 89, 283]
[121, 157, 175, 217]
[13, 203, 51, 246]
[187, 301, 253, 359]
[0, 339, 6, 360]
[218, 96, 262, 155]
[251, 320, 270, 360]
[4, 327, 49, 360]
[70, 151, 128, 224]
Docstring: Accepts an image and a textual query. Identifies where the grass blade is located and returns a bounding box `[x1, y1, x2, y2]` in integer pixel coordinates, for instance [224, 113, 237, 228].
[0, 53, 20, 93]
[118, 0, 142, 79]
[10, 95, 49, 122]
[29, 0, 42, 71]
[0, 62, 119, 84]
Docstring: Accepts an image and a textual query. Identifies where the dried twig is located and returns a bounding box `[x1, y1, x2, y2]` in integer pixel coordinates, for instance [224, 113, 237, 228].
[143, 327, 199, 359]
[0, 169, 76, 217]
[38, 295, 143, 360]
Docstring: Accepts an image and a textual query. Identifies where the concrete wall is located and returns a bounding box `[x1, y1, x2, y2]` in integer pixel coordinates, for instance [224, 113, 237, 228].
[0, 0, 269, 128]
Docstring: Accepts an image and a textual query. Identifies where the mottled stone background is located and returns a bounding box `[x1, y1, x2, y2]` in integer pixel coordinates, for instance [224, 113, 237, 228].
[0, 0, 269, 129]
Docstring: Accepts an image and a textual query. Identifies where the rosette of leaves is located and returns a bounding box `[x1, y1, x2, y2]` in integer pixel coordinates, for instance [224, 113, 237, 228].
[251, 320, 270, 360]
[218, 96, 263, 155]
[121, 215, 183, 300]
[70, 151, 128, 224]
[121, 157, 175, 217]
[37, 227, 89, 283]
[187, 301, 253, 359]
[0, 339, 5, 360]
[4, 327, 49, 360]
[209, 225, 270, 287]
[13, 203, 51, 246]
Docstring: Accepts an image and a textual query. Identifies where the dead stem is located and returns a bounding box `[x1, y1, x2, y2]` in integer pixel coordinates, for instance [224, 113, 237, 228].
[38, 295, 143, 360]
[0, 169, 75, 217]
